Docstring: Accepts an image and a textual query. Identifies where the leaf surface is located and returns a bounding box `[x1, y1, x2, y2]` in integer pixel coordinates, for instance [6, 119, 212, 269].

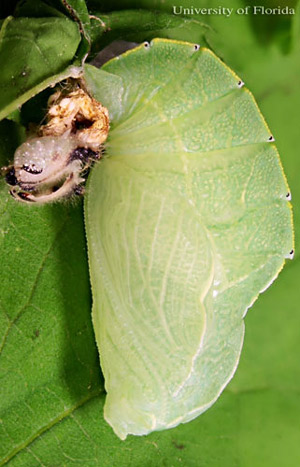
[0, 16, 81, 120]
[14, 0, 91, 60]
[0, 120, 102, 463]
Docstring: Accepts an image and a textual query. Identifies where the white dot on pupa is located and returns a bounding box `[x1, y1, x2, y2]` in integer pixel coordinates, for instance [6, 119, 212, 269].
[286, 192, 292, 201]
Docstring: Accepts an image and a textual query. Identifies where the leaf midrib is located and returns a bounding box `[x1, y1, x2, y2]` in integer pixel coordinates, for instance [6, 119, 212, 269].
[0, 387, 104, 466]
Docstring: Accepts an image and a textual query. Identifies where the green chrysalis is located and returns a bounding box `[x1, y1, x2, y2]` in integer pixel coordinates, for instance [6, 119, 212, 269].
[84, 39, 293, 439]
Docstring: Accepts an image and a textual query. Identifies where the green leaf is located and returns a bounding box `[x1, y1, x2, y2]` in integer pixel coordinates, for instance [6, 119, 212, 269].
[0, 16, 81, 121]
[14, 0, 67, 18]
[84, 39, 293, 439]
[14, 0, 91, 61]
[0, 126, 102, 463]
[59, 0, 92, 60]
[60, 0, 91, 28]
